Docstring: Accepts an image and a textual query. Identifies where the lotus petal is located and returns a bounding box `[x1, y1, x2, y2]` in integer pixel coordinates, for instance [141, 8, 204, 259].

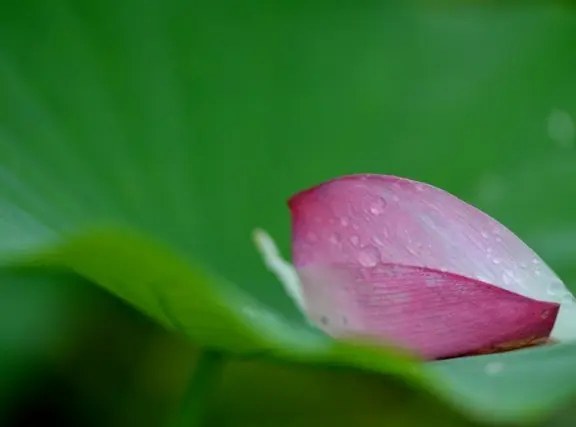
[288, 174, 572, 358]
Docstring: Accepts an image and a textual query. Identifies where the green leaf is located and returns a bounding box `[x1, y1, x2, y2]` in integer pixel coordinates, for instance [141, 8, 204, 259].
[1, 1, 576, 425]
[0, 268, 81, 418]
[5, 226, 576, 426]
[15, 228, 444, 424]
[430, 343, 576, 425]
[210, 356, 471, 427]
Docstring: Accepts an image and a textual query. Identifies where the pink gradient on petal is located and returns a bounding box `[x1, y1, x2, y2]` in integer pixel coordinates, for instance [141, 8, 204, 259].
[288, 174, 564, 358]
[289, 174, 562, 303]
[298, 263, 558, 359]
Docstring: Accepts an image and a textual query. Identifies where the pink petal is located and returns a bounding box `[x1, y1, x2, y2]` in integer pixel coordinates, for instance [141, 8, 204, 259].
[289, 174, 566, 303]
[288, 174, 565, 358]
[298, 263, 558, 359]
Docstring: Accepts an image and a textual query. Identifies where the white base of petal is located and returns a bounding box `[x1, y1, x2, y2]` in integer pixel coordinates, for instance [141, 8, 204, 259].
[551, 302, 576, 342]
[252, 228, 307, 313]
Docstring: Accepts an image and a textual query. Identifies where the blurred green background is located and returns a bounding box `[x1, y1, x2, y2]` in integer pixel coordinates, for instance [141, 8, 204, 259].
[1, 1, 576, 425]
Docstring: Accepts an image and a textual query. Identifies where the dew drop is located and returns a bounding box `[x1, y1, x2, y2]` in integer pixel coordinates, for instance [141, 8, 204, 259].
[369, 197, 387, 215]
[358, 247, 379, 267]
[480, 231, 489, 239]
[492, 258, 502, 265]
[484, 362, 504, 375]
[502, 271, 516, 287]
[532, 258, 541, 265]
[350, 235, 360, 246]
[307, 232, 318, 242]
[519, 262, 528, 269]
[329, 233, 342, 244]
[548, 281, 565, 296]
[340, 217, 349, 227]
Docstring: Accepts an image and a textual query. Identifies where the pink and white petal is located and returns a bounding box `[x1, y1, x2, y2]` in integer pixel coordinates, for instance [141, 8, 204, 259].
[289, 174, 569, 305]
[297, 262, 559, 359]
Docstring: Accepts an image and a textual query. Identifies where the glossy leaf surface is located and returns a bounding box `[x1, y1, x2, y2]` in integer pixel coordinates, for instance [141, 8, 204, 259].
[1, 1, 576, 426]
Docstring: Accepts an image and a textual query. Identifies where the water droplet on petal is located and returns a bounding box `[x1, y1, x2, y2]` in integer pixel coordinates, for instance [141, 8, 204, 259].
[548, 281, 565, 296]
[480, 231, 489, 239]
[493, 258, 502, 265]
[350, 235, 360, 246]
[307, 232, 317, 242]
[329, 233, 342, 244]
[502, 271, 515, 286]
[519, 262, 528, 269]
[369, 197, 387, 215]
[532, 258, 541, 265]
[358, 247, 379, 267]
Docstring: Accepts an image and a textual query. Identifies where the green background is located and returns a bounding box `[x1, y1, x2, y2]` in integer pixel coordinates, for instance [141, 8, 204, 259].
[1, 1, 576, 426]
